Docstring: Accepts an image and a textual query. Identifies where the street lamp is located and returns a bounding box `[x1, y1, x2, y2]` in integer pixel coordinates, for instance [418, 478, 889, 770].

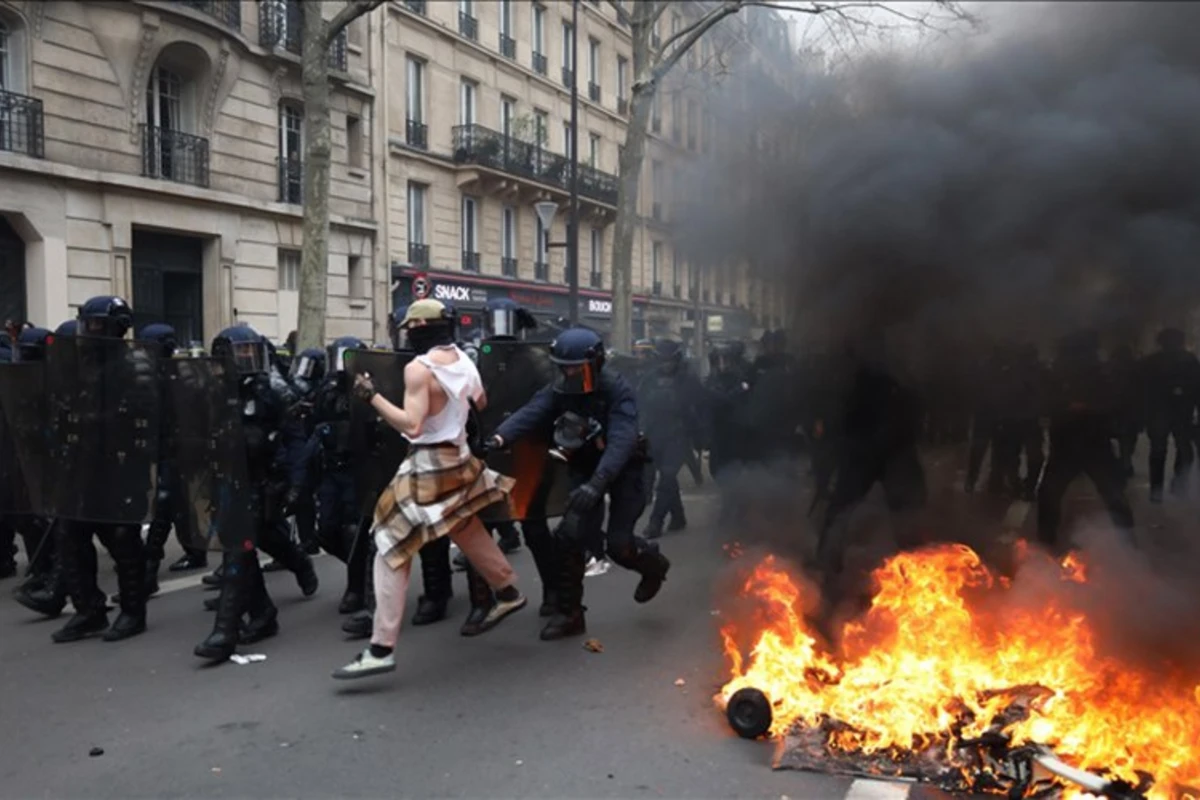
[536, 200, 579, 324]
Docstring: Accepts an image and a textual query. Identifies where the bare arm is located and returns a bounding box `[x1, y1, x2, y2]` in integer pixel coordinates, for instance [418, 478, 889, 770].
[367, 360, 431, 438]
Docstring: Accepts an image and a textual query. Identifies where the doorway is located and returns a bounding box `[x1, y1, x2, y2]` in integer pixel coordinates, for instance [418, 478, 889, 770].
[131, 230, 204, 346]
[0, 216, 26, 326]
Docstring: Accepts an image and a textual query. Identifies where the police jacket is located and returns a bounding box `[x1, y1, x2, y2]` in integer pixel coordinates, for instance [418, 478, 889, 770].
[495, 370, 641, 483]
[1045, 357, 1119, 443]
[1140, 349, 1200, 421]
[240, 373, 288, 479]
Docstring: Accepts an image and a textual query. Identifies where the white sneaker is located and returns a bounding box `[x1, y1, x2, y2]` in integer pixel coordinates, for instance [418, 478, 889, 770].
[332, 648, 396, 680]
[481, 593, 527, 629]
[585, 557, 611, 578]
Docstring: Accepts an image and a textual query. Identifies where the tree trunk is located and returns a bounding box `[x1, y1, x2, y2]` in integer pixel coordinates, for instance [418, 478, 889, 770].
[296, 4, 332, 352]
[611, 88, 653, 353]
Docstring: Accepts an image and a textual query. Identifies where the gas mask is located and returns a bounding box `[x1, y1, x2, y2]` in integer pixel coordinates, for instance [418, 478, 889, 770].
[549, 411, 604, 463]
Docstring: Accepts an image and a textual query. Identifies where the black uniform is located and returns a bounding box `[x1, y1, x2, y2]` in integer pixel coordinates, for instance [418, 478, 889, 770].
[638, 341, 704, 537]
[1140, 329, 1200, 502]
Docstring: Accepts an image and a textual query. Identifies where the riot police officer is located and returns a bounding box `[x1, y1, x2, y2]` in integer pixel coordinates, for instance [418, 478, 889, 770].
[52, 296, 154, 643]
[195, 325, 319, 662]
[1141, 328, 1200, 502]
[284, 347, 325, 554]
[488, 327, 671, 640]
[638, 338, 704, 538]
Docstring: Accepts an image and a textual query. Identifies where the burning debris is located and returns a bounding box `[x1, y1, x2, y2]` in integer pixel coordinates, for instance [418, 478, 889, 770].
[715, 545, 1200, 799]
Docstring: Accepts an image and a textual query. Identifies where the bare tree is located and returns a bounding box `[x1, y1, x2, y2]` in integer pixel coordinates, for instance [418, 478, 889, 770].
[605, 0, 975, 354]
[295, 0, 385, 352]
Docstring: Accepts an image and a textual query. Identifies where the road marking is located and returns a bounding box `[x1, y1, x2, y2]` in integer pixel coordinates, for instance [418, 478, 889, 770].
[845, 778, 914, 800]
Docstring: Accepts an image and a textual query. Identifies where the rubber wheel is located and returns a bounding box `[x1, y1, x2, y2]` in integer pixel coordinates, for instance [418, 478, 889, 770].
[727, 687, 773, 739]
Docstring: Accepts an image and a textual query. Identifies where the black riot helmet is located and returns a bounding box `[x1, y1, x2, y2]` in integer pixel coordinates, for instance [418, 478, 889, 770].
[327, 336, 366, 374]
[655, 338, 684, 375]
[55, 320, 78, 337]
[16, 326, 53, 362]
[78, 295, 134, 338]
[291, 347, 326, 381]
[549, 327, 606, 394]
[138, 323, 178, 358]
[483, 297, 537, 340]
[211, 324, 269, 375]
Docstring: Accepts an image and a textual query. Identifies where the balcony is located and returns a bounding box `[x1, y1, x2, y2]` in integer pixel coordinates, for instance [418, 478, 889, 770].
[459, 11, 478, 40]
[499, 33, 516, 60]
[141, 125, 209, 187]
[278, 158, 303, 204]
[451, 124, 618, 206]
[406, 118, 428, 150]
[533, 52, 547, 75]
[590, 271, 602, 289]
[408, 242, 429, 268]
[501, 257, 518, 277]
[0, 90, 44, 158]
[535, 261, 549, 281]
[588, 82, 600, 103]
[404, 0, 426, 14]
[562, 67, 574, 89]
[462, 251, 481, 272]
[617, 97, 628, 116]
[178, 0, 241, 29]
[259, 2, 348, 69]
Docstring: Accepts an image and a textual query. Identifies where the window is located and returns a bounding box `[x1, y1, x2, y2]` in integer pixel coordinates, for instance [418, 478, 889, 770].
[459, 78, 476, 125]
[499, 0, 513, 36]
[561, 22, 573, 72]
[652, 241, 662, 288]
[348, 255, 365, 299]
[459, 0, 473, 13]
[461, 195, 479, 267]
[588, 38, 600, 84]
[406, 57, 424, 123]
[563, 122, 572, 160]
[532, 4, 545, 55]
[534, 109, 549, 146]
[590, 228, 602, 287]
[146, 65, 183, 131]
[501, 206, 516, 262]
[501, 95, 516, 138]
[616, 56, 628, 101]
[345, 114, 363, 168]
[535, 216, 548, 270]
[0, 18, 10, 90]
[672, 250, 680, 294]
[588, 133, 600, 167]
[278, 248, 300, 291]
[686, 100, 697, 150]
[671, 92, 681, 141]
[279, 103, 303, 160]
[651, 92, 661, 132]
[407, 181, 427, 244]
[651, 159, 664, 201]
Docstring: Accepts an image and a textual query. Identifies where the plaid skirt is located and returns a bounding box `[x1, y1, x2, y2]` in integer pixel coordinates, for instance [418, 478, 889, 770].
[372, 442, 514, 571]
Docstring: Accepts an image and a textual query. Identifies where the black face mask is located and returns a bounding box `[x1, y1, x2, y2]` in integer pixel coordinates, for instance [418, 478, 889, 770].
[407, 323, 455, 354]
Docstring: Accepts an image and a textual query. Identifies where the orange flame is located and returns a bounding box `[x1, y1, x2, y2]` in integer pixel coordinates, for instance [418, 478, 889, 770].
[717, 544, 1200, 798]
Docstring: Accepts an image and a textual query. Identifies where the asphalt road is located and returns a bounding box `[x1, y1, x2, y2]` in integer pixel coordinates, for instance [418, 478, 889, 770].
[0, 446, 1172, 800]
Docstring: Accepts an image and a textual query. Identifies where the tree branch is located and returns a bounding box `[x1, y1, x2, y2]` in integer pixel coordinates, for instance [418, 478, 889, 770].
[322, 0, 385, 47]
[650, 0, 745, 84]
[605, 0, 631, 29]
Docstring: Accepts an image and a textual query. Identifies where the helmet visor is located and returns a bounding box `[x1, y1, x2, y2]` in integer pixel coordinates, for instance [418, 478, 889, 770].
[292, 354, 317, 380]
[488, 309, 515, 339]
[81, 317, 110, 337]
[230, 341, 266, 374]
[554, 362, 597, 394]
[329, 346, 353, 373]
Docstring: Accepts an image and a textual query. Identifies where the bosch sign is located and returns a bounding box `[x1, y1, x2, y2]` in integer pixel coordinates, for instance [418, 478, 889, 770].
[587, 298, 612, 315]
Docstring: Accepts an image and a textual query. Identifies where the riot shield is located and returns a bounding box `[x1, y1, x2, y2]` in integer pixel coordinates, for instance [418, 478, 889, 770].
[0, 361, 45, 516]
[43, 337, 161, 523]
[163, 356, 257, 552]
[475, 340, 570, 522]
[346, 349, 414, 517]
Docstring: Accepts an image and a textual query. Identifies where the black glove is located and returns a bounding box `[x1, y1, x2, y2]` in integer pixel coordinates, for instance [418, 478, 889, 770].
[567, 475, 606, 514]
[481, 434, 503, 455]
[353, 372, 377, 403]
[553, 511, 584, 542]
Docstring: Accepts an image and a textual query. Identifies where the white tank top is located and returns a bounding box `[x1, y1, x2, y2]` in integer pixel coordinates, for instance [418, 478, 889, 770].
[406, 345, 482, 446]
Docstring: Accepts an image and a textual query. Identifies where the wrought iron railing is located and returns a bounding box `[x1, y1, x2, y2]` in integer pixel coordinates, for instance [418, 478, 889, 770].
[462, 251, 481, 272]
[562, 67, 574, 89]
[501, 257, 518, 277]
[406, 118, 428, 150]
[451, 123, 618, 206]
[259, 0, 347, 68]
[0, 89, 44, 158]
[535, 261, 549, 281]
[459, 11, 478, 40]
[278, 157, 303, 204]
[141, 125, 210, 187]
[499, 33, 516, 59]
[404, 0, 426, 14]
[532, 52, 547, 75]
[588, 81, 600, 103]
[408, 242, 429, 268]
[179, 0, 241, 29]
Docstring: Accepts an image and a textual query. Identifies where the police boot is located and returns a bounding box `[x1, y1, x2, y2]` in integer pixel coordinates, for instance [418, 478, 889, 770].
[13, 554, 67, 618]
[144, 558, 161, 599]
[195, 554, 249, 662]
[631, 544, 671, 604]
[169, 550, 208, 572]
[524, 530, 559, 617]
[338, 525, 366, 614]
[51, 532, 108, 644]
[411, 539, 452, 626]
[343, 610, 373, 639]
[103, 555, 148, 642]
[268, 531, 319, 598]
[201, 563, 224, 588]
[540, 545, 587, 641]
[239, 560, 279, 644]
[459, 563, 496, 637]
